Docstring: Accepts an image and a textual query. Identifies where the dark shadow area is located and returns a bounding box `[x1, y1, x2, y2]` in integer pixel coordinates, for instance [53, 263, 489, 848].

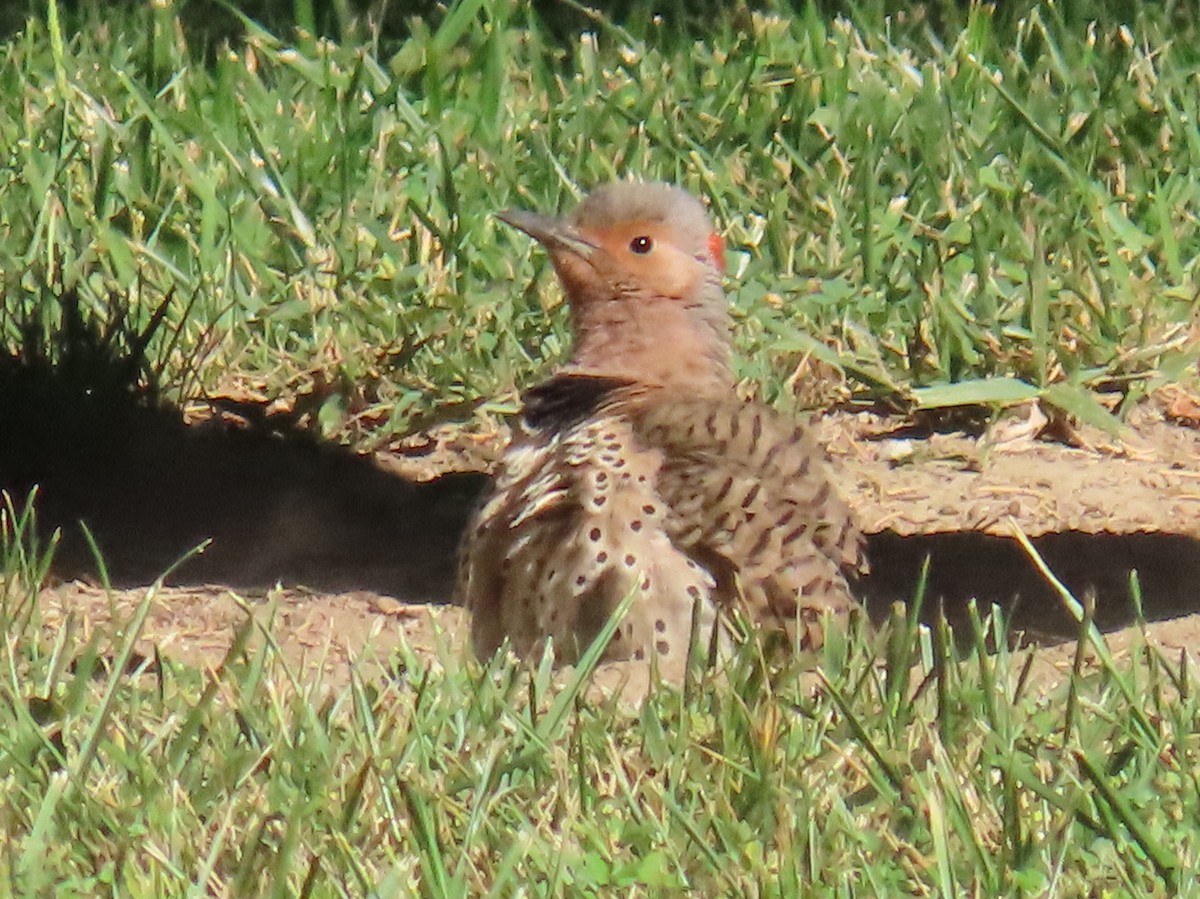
[30, 423, 484, 600]
[12, 0, 1187, 59]
[1, 287, 484, 600]
[5, 401, 485, 600]
[854, 405, 991, 441]
[861, 530, 1200, 640]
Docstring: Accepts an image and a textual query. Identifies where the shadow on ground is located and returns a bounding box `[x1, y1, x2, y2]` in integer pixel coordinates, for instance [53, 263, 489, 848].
[2, 390, 485, 600]
[860, 530, 1200, 640]
[3, 306, 1197, 632]
[2, 286, 488, 600]
[8, 400, 1200, 640]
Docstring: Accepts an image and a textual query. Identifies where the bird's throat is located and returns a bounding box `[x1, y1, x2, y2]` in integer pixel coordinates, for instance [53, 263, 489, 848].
[566, 294, 733, 394]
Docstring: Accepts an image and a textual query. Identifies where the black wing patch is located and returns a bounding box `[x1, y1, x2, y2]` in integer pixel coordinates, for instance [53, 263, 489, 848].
[522, 374, 640, 431]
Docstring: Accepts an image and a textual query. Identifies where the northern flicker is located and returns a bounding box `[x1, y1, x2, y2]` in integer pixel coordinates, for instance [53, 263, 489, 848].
[460, 181, 865, 679]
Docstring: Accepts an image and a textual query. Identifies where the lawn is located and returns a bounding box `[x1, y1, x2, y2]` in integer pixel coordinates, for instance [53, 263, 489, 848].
[2, 0, 1200, 894]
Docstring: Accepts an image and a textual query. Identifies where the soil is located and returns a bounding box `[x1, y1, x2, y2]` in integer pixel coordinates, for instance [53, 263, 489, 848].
[14, 387, 1200, 696]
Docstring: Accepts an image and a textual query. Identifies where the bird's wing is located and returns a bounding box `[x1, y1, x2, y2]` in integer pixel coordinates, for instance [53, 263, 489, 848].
[627, 397, 865, 640]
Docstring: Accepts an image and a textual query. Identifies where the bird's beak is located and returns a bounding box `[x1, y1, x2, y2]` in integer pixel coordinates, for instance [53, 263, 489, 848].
[497, 209, 597, 261]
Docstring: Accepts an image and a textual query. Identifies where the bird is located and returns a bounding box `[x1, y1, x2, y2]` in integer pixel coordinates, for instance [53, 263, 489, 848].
[459, 181, 865, 682]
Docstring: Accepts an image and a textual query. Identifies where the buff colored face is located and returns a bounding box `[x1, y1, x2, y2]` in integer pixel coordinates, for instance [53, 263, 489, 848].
[498, 185, 736, 389]
[568, 219, 726, 300]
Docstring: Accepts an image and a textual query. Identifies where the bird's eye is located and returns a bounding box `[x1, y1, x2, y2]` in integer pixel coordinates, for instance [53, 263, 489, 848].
[629, 235, 654, 254]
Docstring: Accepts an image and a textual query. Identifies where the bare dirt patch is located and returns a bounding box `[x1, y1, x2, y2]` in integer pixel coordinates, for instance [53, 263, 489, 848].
[35, 581, 469, 692]
[16, 392, 1200, 692]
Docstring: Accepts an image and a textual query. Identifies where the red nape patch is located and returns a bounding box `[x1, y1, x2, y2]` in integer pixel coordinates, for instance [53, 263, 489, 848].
[708, 231, 726, 274]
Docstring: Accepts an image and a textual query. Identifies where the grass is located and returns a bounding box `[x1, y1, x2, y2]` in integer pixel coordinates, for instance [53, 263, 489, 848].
[3, 0, 1200, 894]
[3, 494, 1199, 895]
[3, 0, 1199, 442]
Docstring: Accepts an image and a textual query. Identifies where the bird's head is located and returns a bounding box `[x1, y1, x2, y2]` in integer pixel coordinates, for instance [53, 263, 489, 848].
[499, 181, 733, 392]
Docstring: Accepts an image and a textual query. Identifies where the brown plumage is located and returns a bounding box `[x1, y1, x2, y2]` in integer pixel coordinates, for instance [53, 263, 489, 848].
[460, 182, 865, 678]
